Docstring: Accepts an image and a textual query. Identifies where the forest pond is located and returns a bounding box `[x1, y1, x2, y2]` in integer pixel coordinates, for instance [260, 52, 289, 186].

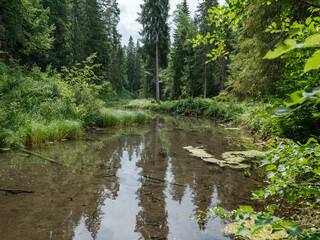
[0, 114, 262, 240]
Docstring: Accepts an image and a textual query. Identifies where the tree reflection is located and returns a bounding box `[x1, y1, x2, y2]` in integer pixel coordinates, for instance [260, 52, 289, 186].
[135, 117, 169, 240]
[0, 115, 260, 239]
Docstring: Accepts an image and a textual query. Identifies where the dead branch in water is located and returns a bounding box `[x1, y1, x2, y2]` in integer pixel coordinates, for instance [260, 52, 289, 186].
[20, 148, 64, 166]
[0, 188, 34, 194]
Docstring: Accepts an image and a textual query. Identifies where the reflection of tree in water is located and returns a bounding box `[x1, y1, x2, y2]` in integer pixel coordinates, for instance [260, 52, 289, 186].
[81, 137, 127, 239]
[135, 117, 169, 240]
[0, 133, 131, 240]
[0, 116, 261, 239]
[155, 115, 259, 230]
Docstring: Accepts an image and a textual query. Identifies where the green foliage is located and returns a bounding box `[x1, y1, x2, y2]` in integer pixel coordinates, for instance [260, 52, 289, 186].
[125, 37, 141, 95]
[131, 97, 320, 141]
[0, 0, 54, 62]
[0, 53, 146, 147]
[195, 138, 320, 239]
[255, 140, 320, 207]
[95, 108, 149, 128]
[138, 0, 170, 68]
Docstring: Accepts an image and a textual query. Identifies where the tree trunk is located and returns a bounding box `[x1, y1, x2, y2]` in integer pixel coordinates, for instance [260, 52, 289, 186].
[204, 61, 207, 98]
[155, 33, 160, 103]
[220, 54, 226, 91]
[111, 83, 114, 99]
[204, 47, 207, 98]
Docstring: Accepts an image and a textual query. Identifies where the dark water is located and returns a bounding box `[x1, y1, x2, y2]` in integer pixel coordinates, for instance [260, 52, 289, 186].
[0, 115, 262, 240]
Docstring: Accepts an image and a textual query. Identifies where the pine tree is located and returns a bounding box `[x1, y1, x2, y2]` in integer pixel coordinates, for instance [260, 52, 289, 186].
[0, 0, 54, 65]
[126, 36, 136, 93]
[134, 41, 142, 94]
[138, 0, 170, 103]
[195, 0, 218, 98]
[36, 0, 70, 69]
[171, 1, 192, 99]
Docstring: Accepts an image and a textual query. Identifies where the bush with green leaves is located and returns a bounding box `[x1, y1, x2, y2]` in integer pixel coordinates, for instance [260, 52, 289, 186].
[194, 139, 320, 239]
[0, 54, 147, 146]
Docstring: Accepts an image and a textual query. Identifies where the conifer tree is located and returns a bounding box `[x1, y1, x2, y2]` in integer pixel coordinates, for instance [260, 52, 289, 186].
[134, 41, 142, 93]
[126, 36, 136, 93]
[40, 0, 69, 69]
[0, 0, 54, 65]
[171, 1, 192, 99]
[138, 0, 170, 103]
[195, 0, 218, 98]
[107, 0, 124, 95]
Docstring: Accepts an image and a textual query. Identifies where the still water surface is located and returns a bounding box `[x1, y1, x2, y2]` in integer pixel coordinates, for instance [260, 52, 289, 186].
[0, 115, 261, 240]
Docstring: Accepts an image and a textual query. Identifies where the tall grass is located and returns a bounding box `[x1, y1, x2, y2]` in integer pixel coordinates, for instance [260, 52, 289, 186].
[15, 120, 83, 146]
[96, 108, 148, 128]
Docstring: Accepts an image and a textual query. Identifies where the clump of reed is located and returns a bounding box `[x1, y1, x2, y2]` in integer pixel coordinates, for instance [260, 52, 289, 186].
[15, 120, 83, 146]
[95, 108, 149, 128]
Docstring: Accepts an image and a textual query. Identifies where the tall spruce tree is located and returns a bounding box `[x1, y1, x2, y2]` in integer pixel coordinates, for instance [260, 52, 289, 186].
[138, 0, 170, 103]
[134, 41, 142, 94]
[195, 0, 218, 98]
[40, 0, 69, 69]
[0, 0, 54, 65]
[171, 1, 192, 99]
[126, 36, 136, 93]
[108, 0, 124, 95]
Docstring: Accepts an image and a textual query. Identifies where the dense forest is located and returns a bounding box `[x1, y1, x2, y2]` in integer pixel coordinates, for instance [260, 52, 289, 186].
[1, 0, 320, 239]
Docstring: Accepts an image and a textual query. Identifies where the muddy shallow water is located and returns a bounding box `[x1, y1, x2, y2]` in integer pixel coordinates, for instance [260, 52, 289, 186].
[0, 115, 262, 240]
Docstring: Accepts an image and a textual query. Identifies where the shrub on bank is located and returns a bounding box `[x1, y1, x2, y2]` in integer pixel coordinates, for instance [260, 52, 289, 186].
[0, 59, 149, 147]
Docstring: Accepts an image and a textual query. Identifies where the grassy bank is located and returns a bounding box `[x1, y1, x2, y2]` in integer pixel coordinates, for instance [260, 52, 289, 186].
[126, 98, 319, 142]
[0, 108, 149, 147]
[0, 61, 149, 148]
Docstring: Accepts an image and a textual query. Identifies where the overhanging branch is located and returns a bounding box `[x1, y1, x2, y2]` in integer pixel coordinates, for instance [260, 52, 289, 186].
[292, 0, 320, 8]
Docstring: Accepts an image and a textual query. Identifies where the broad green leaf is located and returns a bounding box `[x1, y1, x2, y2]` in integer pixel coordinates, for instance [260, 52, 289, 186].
[252, 226, 263, 234]
[304, 50, 320, 72]
[238, 226, 249, 236]
[302, 86, 320, 98]
[285, 226, 302, 237]
[266, 165, 277, 171]
[284, 90, 304, 107]
[303, 34, 320, 48]
[272, 106, 291, 115]
[304, 85, 313, 93]
[264, 39, 297, 59]
[279, 221, 295, 227]
[313, 169, 320, 174]
[240, 206, 254, 213]
[288, 28, 299, 35]
[306, 17, 312, 26]
[267, 171, 275, 179]
[255, 215, 280, 228]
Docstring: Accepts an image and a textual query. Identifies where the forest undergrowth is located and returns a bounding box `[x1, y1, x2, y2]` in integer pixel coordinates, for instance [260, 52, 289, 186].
[0, 58, 149, 148]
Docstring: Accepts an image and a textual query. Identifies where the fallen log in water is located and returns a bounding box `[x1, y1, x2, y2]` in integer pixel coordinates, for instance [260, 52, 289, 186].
[20, 148, 119, 180]
[0, 188, 34, 194]
[20, 148, 64, 166]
